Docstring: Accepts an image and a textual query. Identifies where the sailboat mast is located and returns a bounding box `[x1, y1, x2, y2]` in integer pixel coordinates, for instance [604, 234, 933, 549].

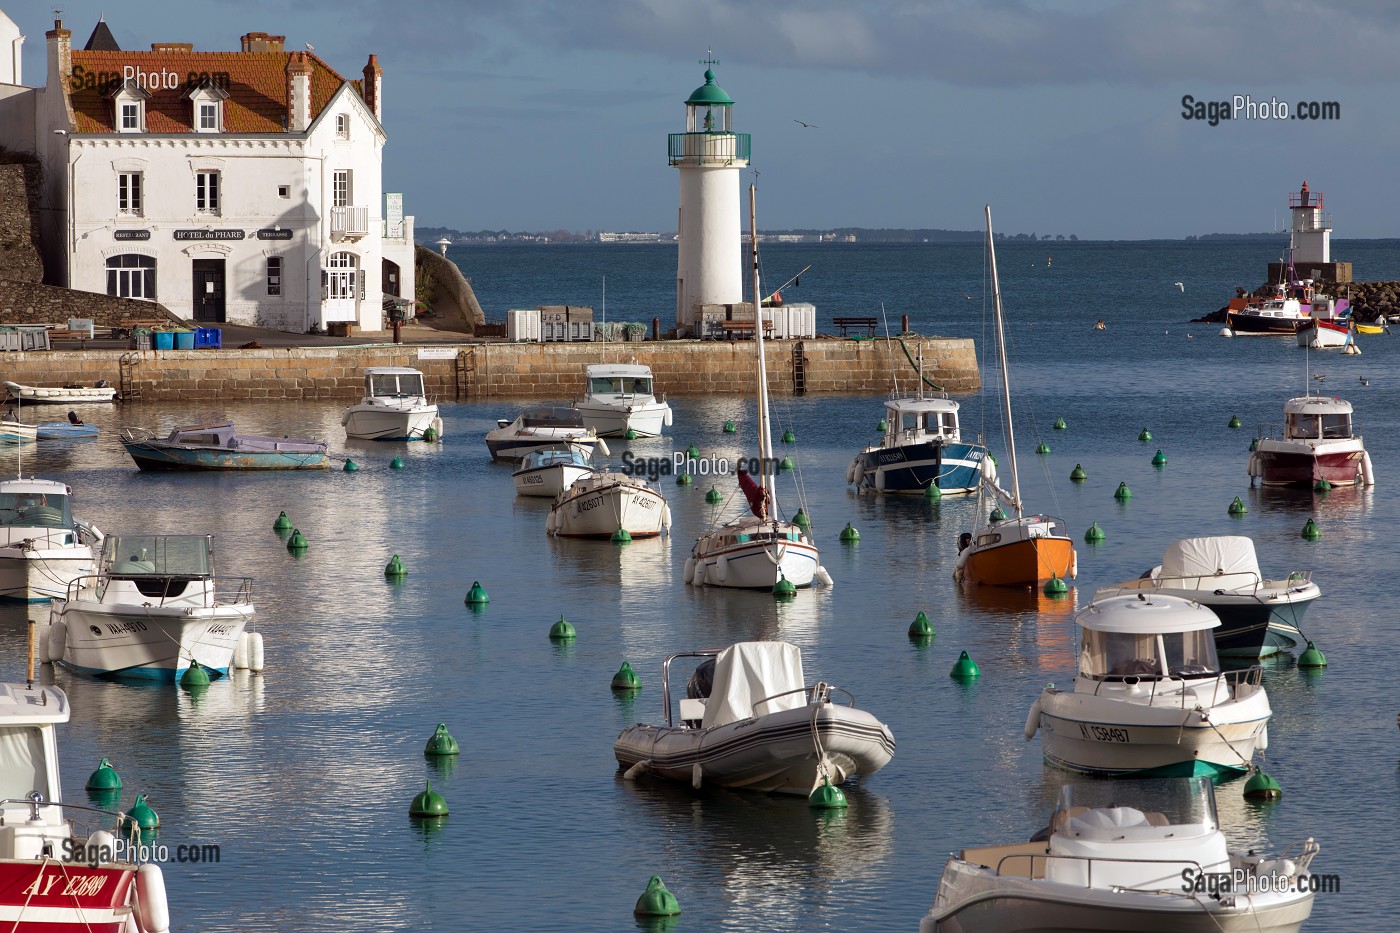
[985, 205, 1022, 516]
[750, 183, 774, 517]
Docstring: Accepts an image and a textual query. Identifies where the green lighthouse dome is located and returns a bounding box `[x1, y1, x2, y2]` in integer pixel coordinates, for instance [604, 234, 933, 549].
[686, 68, 734, 106]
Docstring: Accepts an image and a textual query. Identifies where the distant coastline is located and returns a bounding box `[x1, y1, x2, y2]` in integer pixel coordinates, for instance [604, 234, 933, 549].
[417, 226, 1313, 246]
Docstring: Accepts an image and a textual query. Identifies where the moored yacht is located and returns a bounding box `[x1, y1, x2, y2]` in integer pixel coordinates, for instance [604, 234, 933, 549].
[546, 470, 670, 538]
[484, 406, 608, 462]
[0, 478, 102, 602]
[575, 363, 673, 438]
[342, 367, 443, 441]
[848, 395, 992, 496]
[513, 448, 594, 498]
[1248, 392, 1374, 487]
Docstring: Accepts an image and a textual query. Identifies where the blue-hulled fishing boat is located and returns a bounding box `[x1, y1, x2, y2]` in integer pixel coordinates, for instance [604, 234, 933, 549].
[119, 422, 329, 470]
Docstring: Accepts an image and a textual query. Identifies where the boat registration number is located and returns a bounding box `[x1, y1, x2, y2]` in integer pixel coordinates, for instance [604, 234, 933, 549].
[105, 620, 148, 635]
[632, 495, 656, 509]
[1080, 724, 1130, 743]
[208, 623, 236, 635]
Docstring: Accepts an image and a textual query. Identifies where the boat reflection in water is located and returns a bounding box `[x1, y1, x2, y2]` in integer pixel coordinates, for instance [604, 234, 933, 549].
[957, 584, 1080, 673]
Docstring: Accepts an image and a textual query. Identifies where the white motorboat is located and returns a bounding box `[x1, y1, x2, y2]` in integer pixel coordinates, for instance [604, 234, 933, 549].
[575, 363, 673, 437]
[1027, 592, 1270, 778]
[547, 471, 669, 538]
[848, 391, 993, 496]
[484, 406, 608, 462]
[3, 380, 117, 404]
[920, 777, 1319, 933]
[1097, 536, 1321, 660]
[614, 641, 896, 795]
[0, 420, 36, 444]
[0, 672, 168, 930]
[687, 184, 826, 590]
[1248, 392, 1374, 487]
[342, 367, 443, 441]
[513, 448, 594, 498]
[47, 533, 254, 683]
[0, 478, 102, 602]
[1296, 317, 1353, 349]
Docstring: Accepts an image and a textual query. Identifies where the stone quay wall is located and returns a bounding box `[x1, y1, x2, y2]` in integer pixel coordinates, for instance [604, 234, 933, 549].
[0, 336, 978, 402]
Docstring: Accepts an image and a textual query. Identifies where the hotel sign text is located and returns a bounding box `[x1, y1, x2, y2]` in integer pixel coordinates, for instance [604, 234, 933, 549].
[174, 230, 245, 241]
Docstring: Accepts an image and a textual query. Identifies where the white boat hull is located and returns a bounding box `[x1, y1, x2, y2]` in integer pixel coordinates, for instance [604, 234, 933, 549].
[691, 528, 819, 589]
[549, 477, 668, 537]
[3, 381, 117, 404]
[514, 462, 593, 498]
[614, 701, 895, 795]
[0, 546, 95, 602]
[50, 600, 252, 682]
[575, 400, 671, 438]
[342, 404, 440, 441]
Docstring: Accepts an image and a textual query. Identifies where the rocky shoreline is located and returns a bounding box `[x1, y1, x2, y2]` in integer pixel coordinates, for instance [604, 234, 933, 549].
[1196, 280, 1400, 324]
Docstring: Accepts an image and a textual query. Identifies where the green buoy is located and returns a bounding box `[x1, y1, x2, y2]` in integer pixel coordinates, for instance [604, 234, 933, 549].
[950, 650, 981, 680]
[1053, 417, 1067, 430]
[624, 428, 638, 440]
[1114, 482, 1132, 500]
[180, 661, 210, 689]
[465, 581, 489, 604]
[286, 529, 308, 551]
[634, 876, 681, 917]
[839, 522, 860, 543]
[273, 511, 292, 531]
[1035, 442, 1050, 454]
[390, 456, 405, 470]
[1243, 770, 1282, 801]
[773, 574, 797, 599]
[908, 611, 936, 638]
[423, 427, 438, 442]
[676, 472, 692, 486]
[1070, 464, 1087, 482]
[1084, 522, 1105, 542]
[124, 794, 159, 831]
[1301, 518, 1321, 540]
[1151, 449, 1167, 466]
[704, 485, 722, 504]
[611, 661, 642, 691]
[686, 443, 700, 459]
[1228, 496, 1247, 516]
[723, 420, 737, 433]
[782, 429, 796, 444]
[85, 757, 122, 791]
[1044, 574, 1069, 598]
[793, 509, 811, 531]
[385, 554, 407, 577]
[1298, 641, 1327, 668]
[779, 455, 794, 471]
[1228, 415, 1242, 429]
[409, 780, 449, 817]
[924, 483, 941, 500]
[424, 723, 461, 756]
[343, 458, 359, 472]
[876, 418, 888, 432]
[808, 776, 847, 809]
[1313, 478, 1331, 493]
[1138, 428, 1152, 441]
[612, 527, 633, 544]
[549, 615, 577, 640]
[990, 506, 1007, 522]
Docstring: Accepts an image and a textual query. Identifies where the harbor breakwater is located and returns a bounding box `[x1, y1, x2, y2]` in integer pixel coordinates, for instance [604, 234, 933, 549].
[1, 336, 978, 402]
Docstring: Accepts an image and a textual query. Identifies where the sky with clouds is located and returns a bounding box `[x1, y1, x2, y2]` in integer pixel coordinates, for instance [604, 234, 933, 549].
[12, 1, 1400, 238]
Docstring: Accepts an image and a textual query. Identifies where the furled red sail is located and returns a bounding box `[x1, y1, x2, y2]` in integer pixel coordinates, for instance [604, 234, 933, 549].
[737, 469, 768, 519]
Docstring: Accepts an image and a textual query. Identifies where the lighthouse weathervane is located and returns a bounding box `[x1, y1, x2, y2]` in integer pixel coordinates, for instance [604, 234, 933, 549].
[670, 54, 751, 336]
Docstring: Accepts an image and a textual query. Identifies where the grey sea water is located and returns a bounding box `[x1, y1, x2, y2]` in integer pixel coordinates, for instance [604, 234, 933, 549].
[4, 237, 1398, 931]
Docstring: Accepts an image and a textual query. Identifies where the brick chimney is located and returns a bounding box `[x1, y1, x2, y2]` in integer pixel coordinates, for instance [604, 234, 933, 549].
[286, 52, 311, 132]
[362, 54, 382, 122]
[241, 32, 286, 52]
[45, 17, 75, 128]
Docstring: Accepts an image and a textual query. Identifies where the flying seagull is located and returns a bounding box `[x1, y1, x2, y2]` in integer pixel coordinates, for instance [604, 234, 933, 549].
[1174, 282, 1184, 291]
[794, 119, 818, 128]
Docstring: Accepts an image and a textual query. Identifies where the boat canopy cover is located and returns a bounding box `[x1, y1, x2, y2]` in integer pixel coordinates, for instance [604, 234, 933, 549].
[1160, 536, 1261, 580]
[1077, 593, 1220, 634]
[1282, 395, 1353, 416]
[585, 364, 652, 378]
[702, 642, 806, 729]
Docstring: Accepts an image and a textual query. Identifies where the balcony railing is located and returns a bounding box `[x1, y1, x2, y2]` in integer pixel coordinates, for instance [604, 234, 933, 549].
[330, 205, 370, 240]
[668, 132, 751, 167]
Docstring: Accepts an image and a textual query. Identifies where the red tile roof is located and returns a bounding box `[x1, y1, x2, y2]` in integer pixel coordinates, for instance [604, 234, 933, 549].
[69, 50, 353, 134]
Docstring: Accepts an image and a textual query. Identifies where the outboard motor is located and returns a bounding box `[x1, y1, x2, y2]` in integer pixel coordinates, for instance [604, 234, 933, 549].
[686, 658, 716, 700]
[957, 532, 972, 553]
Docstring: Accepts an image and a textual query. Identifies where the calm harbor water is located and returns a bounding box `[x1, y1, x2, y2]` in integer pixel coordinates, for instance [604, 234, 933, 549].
[4, 237, 1399, 931]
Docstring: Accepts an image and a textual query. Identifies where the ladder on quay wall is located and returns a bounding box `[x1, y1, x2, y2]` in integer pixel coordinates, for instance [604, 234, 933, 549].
[792, 341, 808, 396]
[455, 347, 476, 400]
[118, 352, 141, 401]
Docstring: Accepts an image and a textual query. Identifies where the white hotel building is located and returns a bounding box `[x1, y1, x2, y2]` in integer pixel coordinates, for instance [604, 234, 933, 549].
[0, 13, 415, 333]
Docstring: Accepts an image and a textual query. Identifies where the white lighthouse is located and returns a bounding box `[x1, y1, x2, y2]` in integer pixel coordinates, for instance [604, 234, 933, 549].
[671, 57, 749, 335]
[1288, 181, 1331, 265]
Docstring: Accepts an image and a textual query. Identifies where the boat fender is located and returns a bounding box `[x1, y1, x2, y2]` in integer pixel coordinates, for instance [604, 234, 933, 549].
[545, 510, 558, 535]
[815, 566, 834, 587]
[1247, 454, 1260, 478]
[596, 438, 611, 457]
[86, 829, 117, 853]
[134, 863, 170, 933]
[663, 408, 673, 428]
[246, 631, 264, 673]
[1258, 724, 1268, 751]
[1361, 451, 1375, 486]
[661, 505, 672, 532]
[846, 460, 857, 485]
[692, 762, 703, 790]
[1070, 550, 1078, 580]
[874, 468, 886, 492]
[234, 632, 251, 670]
[45, 620, 66, 664]
[683, 557, 696, 585]
[1024, 699, 1042, 741]
[431, 416, 445, 439]
[623, 759, 650, 780]
[715, 555, 729, 584]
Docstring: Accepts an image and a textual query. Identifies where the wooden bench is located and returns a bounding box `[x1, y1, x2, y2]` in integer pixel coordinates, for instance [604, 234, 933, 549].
[718, 320, 774, 340]
[832, 317, 878, 337]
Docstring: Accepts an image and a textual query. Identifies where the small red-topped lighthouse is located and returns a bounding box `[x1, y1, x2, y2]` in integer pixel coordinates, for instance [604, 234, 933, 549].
[1288, 181, 1330, 265]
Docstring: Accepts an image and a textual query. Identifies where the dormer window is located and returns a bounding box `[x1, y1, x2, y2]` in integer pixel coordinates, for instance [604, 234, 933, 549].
[183, 77, 230, 134]
[106, 80, 152, 134]
[335, 114, 350, 138]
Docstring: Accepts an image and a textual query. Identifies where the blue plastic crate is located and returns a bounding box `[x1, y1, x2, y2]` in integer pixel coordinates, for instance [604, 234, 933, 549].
[193, 327, 221, 349]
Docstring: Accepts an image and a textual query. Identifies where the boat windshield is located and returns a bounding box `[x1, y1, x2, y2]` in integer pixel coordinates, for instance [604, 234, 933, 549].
[102, 535, 212, 576]
[589, 377, 651, 396]
[0, 726, 50, 805]
[0, 492, 72, 529]
[1079, 628, 1219, 681]
[1286, 411, 1351, 440]
[1054, 777, 1217, 832]
[367, 372, 425, 398]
